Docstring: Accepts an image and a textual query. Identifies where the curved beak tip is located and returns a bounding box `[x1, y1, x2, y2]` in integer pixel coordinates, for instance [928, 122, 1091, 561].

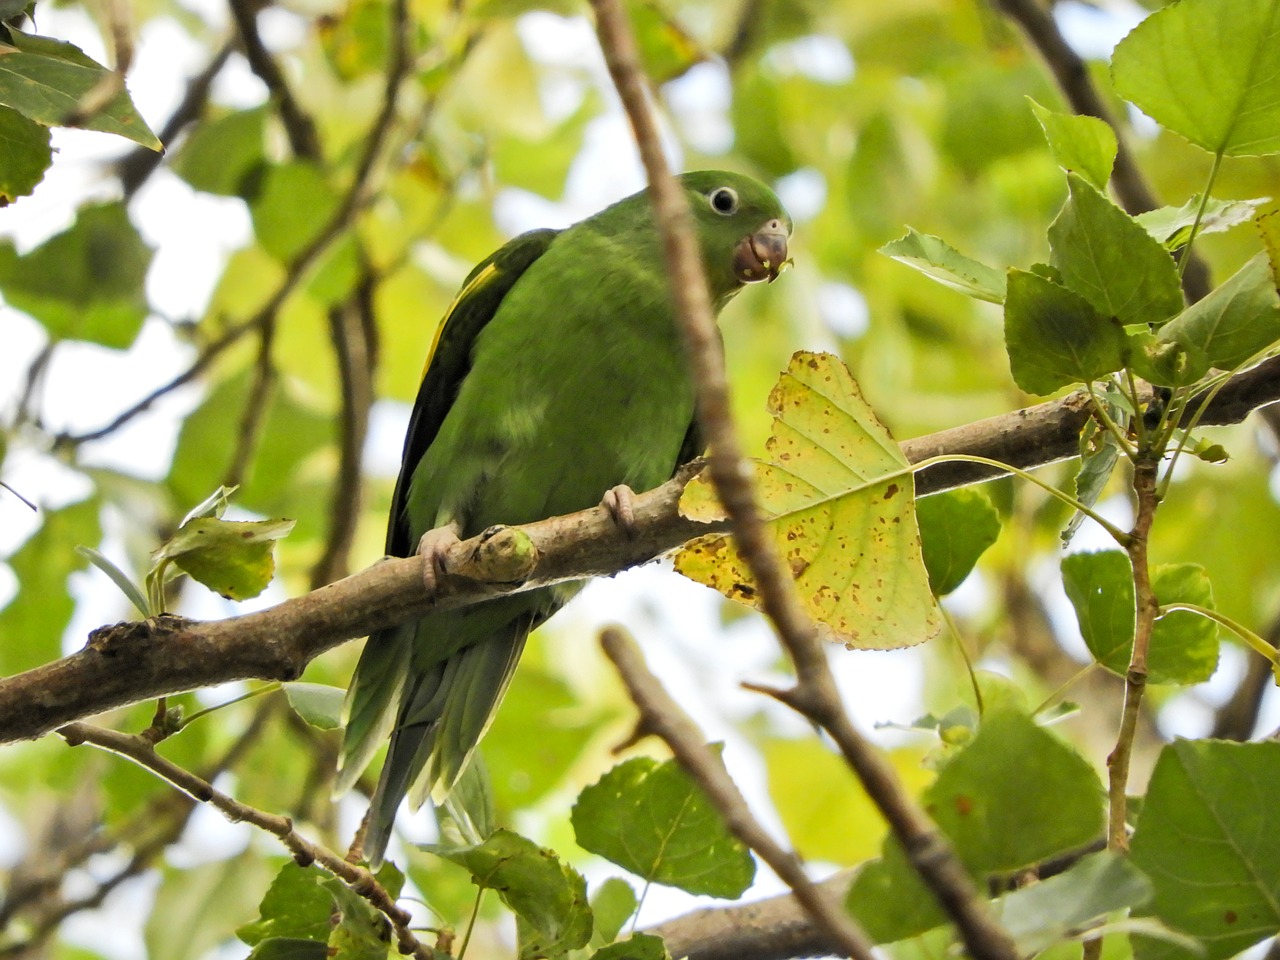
[734, 220, 792, 284]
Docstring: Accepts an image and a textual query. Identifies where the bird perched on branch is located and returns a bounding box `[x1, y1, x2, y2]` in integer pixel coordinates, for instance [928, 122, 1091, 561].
[338, 170, 791, 865]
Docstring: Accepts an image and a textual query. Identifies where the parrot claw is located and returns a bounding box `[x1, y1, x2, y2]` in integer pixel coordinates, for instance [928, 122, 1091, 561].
[417, 522, 463, 595]
[601, 485, 638, 538]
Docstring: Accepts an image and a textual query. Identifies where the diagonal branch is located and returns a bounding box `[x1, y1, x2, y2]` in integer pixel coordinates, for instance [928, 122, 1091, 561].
[591, 2, 1018, 957]
[2, 361, 1277, 744]
[58, 721, 433, 960]
[226, 0, 321, 160]
[601, 627, 877, 960]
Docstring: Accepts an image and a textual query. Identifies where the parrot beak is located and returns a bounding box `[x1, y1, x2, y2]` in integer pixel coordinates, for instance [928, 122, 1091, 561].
[733, 219, 791, 284]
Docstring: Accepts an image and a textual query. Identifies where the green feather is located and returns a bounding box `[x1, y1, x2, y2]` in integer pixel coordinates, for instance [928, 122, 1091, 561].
[339, 170, 791, 866]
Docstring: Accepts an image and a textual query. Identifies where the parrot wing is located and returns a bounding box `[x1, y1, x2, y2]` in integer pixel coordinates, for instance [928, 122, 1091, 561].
[386, 227, 561, 557]
[337, 227, 559, 797]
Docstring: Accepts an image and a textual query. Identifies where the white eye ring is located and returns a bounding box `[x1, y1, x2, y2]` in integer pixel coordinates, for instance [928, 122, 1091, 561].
[709, 187, 739, 215]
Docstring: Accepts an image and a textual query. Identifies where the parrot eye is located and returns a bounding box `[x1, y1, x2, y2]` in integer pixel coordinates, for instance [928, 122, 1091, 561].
[709, 187, 739, 216]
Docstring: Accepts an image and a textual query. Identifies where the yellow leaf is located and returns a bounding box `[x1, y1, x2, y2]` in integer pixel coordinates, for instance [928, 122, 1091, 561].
[675, 351, 941, 649]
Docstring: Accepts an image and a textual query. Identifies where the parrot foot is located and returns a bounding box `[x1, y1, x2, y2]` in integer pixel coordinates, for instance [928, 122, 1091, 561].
[601, 484, 638, 538]
[416, 521, 463, 594]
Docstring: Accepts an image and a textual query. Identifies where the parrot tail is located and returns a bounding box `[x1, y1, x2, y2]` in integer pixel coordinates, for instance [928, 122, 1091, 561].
[362, 616, 534, 867]
[335, 624, 411, 798]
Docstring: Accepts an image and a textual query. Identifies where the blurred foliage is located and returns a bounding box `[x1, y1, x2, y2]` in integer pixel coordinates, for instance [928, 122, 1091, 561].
[2, 0, 1280, 958]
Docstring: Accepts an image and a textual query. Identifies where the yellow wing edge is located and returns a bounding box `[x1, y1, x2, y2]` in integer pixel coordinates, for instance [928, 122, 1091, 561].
[421, 261, 501, 380]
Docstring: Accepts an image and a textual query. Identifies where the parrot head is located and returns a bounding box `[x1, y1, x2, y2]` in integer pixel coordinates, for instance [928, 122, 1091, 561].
[677, 170, 793, 299]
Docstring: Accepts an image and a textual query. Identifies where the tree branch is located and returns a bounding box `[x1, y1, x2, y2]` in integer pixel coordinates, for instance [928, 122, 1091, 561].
[2, 362, 1277, 744]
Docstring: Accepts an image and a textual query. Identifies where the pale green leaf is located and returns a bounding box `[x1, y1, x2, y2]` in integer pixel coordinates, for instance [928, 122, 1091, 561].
[1028, 98, 1117, 190]
[676, 351, 941, 650]
[1136, 196, 1271, 251]
[880, 228, 1007, 303]
[0, 32, 161, 148]
[1159, 253, 1280, 371]
[1112, 0, 1280, 157]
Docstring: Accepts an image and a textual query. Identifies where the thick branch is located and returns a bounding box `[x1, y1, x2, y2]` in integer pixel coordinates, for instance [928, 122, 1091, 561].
[2, 363, 1277, 743]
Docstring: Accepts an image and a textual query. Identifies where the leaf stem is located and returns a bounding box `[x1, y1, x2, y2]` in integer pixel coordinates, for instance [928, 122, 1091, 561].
[179, 684, 279, 730]
[1178, 151, 1225, 280]
[1160, 602, 1280, 668]
[911, 454, 1132, 546]
[1084, 385, 1136, 459]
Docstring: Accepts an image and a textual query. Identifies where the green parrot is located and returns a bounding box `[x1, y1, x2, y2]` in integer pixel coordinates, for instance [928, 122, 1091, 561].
[338, 170, 791, 864]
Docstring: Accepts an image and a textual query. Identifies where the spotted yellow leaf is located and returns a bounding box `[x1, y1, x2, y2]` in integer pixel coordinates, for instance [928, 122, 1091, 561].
[676, 351, 940, 649]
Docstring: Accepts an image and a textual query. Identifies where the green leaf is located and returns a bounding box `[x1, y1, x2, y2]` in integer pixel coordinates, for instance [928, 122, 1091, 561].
[0, 202, 152, 348]
[1136, 196, 1271, 251]
[1158, 253, 1280, 372]
[1149, 564, 1219, 684]
[590, 934, 670, 960]
[250, 162, 341, 263]
[917, 488, 1002, 596]
[1112, 0, 1280, 157]
[1064, 410, 1124, 546]
[246, 939, 328, 960]
[319, 876, 394, 960]
[847, 710, 1103, 943]
[572, 754, 755, 898]
[1028, 98, 1117, 190]
[1003, 268, 1125, 395]
[237, 863, 335, 947]
[0, 32, 161, 149]
[1062, 552, 1218, 685]
[997, 851, 1152, 955]
[484, 665, 610, 811]
[0, 102, 49, 200]
[427, 828, 592, 959]
[1131, 740, 1280, 960]
[677, 351, 941, 650]
[282, 683, 346, 730]
[153, 516, 295, 601]
[588, 878, 637, 947]
[1126, 330, 1209, 387]
[765, 737, 933, 867]
[145, 855, 275, 960]
[880, 228, 1007, 303]
[628, 0, 704, 84]
[171, 105, 268, 197]
[0, 497, 100, 674]
[1048, 173, 1184, 327]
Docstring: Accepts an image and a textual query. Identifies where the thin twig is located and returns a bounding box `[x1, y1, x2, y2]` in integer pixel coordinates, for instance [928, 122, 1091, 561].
[1, 702, 275, 955]
[119, 40, 236, 197]
[591, 3, 1020, 959]
[58, 721, 433, 960]
[312, 272, 377, 588]
[1105, 459, 1161, 851]
[226, 0, 321, 160]
[600, 627, 878, 960]
[990, 0, 1212, 303]
[224, 324, 278, 490]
